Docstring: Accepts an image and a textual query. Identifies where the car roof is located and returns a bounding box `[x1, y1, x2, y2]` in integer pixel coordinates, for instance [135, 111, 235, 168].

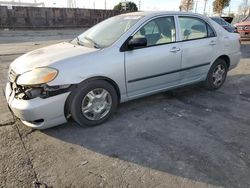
[210, 16, 226, 21]
[210, 16, 222, 18]
[120, 11, 207, 18]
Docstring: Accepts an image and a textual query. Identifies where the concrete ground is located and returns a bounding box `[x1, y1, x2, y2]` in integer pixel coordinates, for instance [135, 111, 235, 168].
[0, 29, 250, 188]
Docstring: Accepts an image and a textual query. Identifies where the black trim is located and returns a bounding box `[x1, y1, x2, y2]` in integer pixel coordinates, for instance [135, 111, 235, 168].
[122, 40, 178, 52]
[121, 35, 216, 52]
[120, 36, 133, 52]
[128, 62, 210, 83]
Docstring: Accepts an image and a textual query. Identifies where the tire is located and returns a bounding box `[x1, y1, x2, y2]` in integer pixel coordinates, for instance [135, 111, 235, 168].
[205, 59, 228, 90]
[69, 80, 118, 127]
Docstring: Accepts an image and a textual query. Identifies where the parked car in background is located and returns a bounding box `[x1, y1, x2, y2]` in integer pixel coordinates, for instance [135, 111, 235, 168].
[235, 16, 250, 38]
[210, 16, 237, 33]
[5, 12, 241, 129]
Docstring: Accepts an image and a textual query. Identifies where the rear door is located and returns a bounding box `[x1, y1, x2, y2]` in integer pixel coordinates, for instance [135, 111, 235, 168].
[178, 16, 217, 83]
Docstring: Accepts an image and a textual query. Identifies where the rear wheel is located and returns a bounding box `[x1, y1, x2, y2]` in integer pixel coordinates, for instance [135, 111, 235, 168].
[70, 80, 118, 127]
[205, 59, 228, 90]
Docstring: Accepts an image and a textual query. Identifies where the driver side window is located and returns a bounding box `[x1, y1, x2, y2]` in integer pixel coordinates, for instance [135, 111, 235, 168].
[133, 16, 176, 47]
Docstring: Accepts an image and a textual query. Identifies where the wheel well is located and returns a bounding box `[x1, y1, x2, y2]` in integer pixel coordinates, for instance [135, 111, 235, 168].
[64, 76, 121, 120]
[217, 55, 230, 69]
[84, 76, 121, 102]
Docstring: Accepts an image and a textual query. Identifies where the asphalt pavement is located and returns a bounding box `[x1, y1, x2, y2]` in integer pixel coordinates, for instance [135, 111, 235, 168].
[0, 29, 250, 188]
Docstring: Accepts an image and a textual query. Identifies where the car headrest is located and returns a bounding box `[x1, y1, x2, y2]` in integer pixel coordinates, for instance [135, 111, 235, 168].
[191, 25, 206, 32]
[184, 29, 191, 36]
[140, 27, 145, 35]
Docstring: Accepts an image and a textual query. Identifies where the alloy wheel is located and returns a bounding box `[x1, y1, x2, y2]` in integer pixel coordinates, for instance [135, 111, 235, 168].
[81, 88, 112, 121]
[212, 64, 226, 87]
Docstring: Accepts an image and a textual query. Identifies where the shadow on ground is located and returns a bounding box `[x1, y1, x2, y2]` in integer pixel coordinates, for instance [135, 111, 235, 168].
[44, 74, 250, 188]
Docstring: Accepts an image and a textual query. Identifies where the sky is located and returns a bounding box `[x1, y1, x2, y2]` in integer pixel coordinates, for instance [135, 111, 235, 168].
[0, 0, 244, 15]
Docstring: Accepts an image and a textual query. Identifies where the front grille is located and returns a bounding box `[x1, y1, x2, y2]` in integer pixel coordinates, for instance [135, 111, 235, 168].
[237, 26, 250, 31]
[237, 26, 244, 30]
[8, 69, 18, 83]
[245, 26, 250, 30]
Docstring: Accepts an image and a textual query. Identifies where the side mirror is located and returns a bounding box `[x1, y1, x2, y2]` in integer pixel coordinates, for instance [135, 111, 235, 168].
[127, 37, 147, 49]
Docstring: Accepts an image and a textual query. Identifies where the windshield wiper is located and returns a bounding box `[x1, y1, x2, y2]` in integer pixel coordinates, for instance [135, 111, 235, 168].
[76, 37, 84, 46]
[84, 36, 101, 49]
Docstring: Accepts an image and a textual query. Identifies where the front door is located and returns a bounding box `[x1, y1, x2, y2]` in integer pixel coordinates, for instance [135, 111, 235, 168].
[125, 16, 182, 98]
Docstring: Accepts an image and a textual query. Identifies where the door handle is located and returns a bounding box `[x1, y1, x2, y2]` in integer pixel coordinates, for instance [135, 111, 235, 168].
[170, 47, 181, 53]
[209, 40, 216, 46]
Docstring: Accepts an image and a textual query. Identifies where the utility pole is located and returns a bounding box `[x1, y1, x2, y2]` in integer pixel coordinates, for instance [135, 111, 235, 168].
[104, 0, 106, 10]
[203, 0, 208, 15]
[138, 0, 141, 11]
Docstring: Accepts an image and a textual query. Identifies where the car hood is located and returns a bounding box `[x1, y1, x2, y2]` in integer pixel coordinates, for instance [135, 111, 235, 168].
[10, 42, 98, 74]
[235, 21, 250, 26]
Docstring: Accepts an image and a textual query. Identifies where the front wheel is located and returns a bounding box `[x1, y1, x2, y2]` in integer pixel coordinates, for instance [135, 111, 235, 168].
[205, 59, 228, 90]
[69, 80, 118, 127]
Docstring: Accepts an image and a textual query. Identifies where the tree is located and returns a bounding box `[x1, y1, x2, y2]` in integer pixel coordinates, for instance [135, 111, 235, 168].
[228, 13, 235, 18]
[113, 3, 122, 10]
[238, 0, 250, 17]
[113, 1, 138, 11]
[213, 0, 231, 15]
[179, 0, 194, 12]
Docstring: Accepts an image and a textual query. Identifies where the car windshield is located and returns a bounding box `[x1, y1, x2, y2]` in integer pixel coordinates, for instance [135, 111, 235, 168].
[75, 15, 143, 48]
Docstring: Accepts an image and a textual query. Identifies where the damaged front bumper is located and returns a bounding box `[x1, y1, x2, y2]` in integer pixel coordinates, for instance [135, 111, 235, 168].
[5, 82, 70, 129]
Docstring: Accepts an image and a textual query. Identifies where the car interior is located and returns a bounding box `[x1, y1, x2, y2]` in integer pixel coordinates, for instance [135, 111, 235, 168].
[133, 17, 176, 46]
[133, 16, 208, 45]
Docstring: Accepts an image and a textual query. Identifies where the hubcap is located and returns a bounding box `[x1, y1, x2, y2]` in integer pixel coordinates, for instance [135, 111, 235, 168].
[212, 64, 226, 87]
[81, 88, 112, 121]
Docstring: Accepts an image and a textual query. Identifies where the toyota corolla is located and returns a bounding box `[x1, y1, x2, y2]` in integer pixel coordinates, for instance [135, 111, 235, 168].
[5, 11, 241, 129]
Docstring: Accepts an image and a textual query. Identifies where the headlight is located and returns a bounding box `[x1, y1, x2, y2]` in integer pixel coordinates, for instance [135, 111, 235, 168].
[16, 67, 58, 86]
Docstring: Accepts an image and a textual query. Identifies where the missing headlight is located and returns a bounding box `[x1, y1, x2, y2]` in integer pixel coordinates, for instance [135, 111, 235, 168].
[13, 84, 71, 100]
[40, 84, 71, 98]
[24, 88, 42, 99]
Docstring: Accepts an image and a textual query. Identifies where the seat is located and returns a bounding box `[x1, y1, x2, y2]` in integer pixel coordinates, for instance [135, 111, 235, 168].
[156, 19, 173, 44]
[189, 25, 206, 39]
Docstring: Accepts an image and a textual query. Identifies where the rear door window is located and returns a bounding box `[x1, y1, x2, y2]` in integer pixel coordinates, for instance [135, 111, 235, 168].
[179, 16, 214, 41]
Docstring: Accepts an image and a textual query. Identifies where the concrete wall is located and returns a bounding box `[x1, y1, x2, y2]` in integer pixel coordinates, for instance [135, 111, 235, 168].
[0, 6, 125, 29]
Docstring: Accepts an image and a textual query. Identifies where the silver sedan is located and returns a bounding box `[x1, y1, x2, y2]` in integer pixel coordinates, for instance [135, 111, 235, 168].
[5, 11, 241, 129]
